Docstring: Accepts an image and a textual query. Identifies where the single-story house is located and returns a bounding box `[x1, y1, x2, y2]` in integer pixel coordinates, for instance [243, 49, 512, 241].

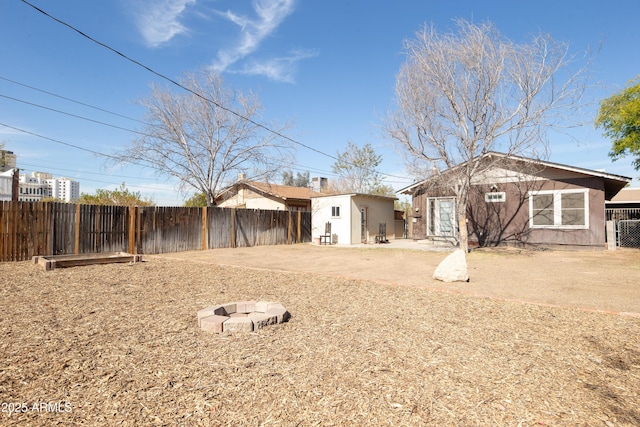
[215, 179, 321, 211]
[311, 193, 397, 245]
[399, 152, 631, 249]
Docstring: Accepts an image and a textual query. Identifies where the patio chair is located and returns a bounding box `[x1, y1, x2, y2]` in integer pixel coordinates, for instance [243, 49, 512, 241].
[320, 222, 332, 245]
[375, 222, 388, 244]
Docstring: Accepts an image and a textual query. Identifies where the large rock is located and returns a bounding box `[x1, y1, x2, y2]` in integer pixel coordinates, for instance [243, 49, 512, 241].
[433, 249, 469, 282]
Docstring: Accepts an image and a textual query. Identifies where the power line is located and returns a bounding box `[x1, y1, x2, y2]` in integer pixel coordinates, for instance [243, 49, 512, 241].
[0, 122, 170, 176]
[18, 0, 410, 182]
[1, 85, 411, 184]
[0, 93, 148, 137]
[1, 122, 114, 158]
[19, 0, 335, 159]
[0, 75, 144, 124]
[17, 161, 160, 182]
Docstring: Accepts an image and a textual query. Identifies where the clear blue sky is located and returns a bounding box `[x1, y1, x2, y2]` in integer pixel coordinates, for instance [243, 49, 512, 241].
[1, 0, 639, 205]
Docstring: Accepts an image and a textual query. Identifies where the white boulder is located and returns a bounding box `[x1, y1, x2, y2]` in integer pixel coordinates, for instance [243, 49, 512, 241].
[433, 249, 469, 282]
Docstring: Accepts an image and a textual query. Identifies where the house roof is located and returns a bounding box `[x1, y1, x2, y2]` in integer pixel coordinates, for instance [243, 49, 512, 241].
[398, 151, 632, 200]
[216, 180, 321, 202]
[608, 187, 640, 204]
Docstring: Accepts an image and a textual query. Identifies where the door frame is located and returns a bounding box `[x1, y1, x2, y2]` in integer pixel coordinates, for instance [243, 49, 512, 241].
[427, 197, 457, 238]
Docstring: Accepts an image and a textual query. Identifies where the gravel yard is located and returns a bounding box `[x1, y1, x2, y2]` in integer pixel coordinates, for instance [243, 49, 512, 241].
[1, 245, 639, 426]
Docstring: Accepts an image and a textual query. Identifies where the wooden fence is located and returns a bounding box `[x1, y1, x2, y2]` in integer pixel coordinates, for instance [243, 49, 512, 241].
[0, 202, 311, 262]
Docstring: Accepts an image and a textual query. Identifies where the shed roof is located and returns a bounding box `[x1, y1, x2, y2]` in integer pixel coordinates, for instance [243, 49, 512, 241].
[311, 192, 398, 201]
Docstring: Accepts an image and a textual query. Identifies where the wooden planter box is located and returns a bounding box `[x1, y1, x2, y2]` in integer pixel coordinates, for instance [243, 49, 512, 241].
[33, 252, 142, 271]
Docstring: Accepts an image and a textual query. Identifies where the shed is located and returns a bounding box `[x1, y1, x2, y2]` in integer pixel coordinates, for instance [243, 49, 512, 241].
[311, 193, 397, 245]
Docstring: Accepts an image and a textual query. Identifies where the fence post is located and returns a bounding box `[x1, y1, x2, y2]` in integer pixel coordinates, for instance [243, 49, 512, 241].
[74, 203, 80, 254]
[230, 208, 236, 248]
[606, 220, 616, 251]
[201, 206, 208, 250]
[128, 206, 136, 254]
[297, 210, 301, 242]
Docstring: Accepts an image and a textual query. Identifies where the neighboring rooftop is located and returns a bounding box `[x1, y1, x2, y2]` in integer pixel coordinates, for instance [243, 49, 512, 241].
[608, 187, 640, 204]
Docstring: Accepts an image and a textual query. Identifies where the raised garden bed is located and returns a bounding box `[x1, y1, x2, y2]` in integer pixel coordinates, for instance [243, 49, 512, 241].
[32, 252, 142, 271]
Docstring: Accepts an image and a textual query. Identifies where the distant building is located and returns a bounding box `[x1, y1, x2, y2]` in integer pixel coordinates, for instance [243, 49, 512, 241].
[19, 172, 49, 202]
[46, 177, 80, 202]
[0, 150, 17, 172]
[0, 169, 16, 201]
[18, 172, 80, 202]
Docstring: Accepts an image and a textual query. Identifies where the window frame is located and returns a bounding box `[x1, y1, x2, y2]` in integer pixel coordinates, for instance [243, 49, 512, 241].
[331, 206, 341, 218]
[484, 192, 506, 203]
[528, 189, 589, 229]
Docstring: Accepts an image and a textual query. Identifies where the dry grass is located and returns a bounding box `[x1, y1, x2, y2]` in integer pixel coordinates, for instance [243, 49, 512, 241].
[1, 253, 639, 426]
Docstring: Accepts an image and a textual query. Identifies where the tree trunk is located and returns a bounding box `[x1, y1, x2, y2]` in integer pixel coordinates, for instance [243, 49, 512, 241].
[458, 211, 468, 253]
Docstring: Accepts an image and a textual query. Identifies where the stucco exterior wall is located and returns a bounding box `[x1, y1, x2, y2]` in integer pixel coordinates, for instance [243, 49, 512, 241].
[350, 195, 396, 244]
[523, 177, 606, 247]
[311, 194, 352, 244]
[312, 194, 396, 245]
[411, 176, 609, 248]
[217, 187, 286, 210]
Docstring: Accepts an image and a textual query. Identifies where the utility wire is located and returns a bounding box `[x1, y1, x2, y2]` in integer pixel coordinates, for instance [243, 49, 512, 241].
[0, 93, 148, 137]
[0, 75, 144, 124]
[19, 0, 410, 182]
[17, 161, 161, 182]
[19, 0, 336, 160]
[1, 77, 410, 184]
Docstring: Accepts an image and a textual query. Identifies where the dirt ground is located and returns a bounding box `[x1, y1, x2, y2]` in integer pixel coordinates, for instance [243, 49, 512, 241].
[159, 243, 640, 315]
[1, 243, 639, 426]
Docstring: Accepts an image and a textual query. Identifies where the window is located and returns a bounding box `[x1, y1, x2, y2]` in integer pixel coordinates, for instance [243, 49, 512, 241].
[485, 192, 506, 203]
[529, 190, 588, 228]
[331, 206, 340, 217]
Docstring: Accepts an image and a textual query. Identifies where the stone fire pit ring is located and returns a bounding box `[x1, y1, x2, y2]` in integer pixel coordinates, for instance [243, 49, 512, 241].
[197, 301, 290, 333]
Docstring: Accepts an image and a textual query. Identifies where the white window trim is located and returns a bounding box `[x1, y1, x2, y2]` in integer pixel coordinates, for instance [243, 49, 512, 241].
[485, 192, 506, 203]
[528, 189, 589, 229]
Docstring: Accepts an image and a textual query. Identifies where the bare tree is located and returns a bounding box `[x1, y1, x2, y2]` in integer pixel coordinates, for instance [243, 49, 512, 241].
[115, 70, 294, 206]
[385, 19, 590, 251]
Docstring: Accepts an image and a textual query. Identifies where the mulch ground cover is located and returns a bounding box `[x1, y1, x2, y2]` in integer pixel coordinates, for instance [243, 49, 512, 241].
[1, 253, 639, 426]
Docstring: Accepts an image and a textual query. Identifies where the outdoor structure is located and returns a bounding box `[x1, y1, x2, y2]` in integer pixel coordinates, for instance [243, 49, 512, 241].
[197, 301, 290, 333]
[311, 193, 397, 245]
[33, 252, 142, 271]
[399, 152, 631, 249]
[215, 178, 321, 211]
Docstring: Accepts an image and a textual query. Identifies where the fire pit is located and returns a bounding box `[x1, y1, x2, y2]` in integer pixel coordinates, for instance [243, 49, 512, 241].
[197, 301, 290, 333]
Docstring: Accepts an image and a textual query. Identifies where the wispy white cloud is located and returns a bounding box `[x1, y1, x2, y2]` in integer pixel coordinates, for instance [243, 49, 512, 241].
[134, 0, 197, 48]
[235, 48, 319, 83]
[211, 0, 305, 81]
